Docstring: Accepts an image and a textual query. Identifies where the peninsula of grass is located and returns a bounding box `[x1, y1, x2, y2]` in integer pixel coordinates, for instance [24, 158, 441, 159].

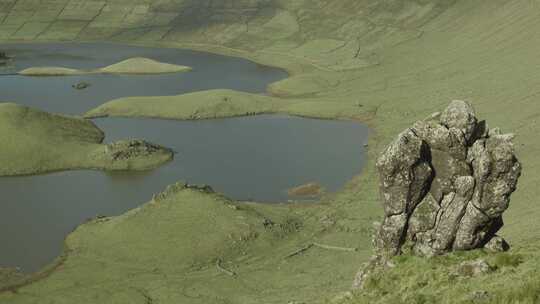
[0, 103, 173, 176]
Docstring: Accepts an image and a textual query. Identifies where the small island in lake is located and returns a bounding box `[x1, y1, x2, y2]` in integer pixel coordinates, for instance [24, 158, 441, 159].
[18, 57, 192, 76]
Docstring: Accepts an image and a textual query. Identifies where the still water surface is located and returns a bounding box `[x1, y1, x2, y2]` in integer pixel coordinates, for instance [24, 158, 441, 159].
[0, 43, 368, 272]
[0, 42, 286, 114]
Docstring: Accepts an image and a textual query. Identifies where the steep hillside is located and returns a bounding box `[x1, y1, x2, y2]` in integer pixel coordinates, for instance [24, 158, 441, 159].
[0, 0, 454, 70]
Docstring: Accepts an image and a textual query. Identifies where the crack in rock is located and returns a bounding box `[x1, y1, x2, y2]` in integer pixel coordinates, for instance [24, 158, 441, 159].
[373, 100, 521, 258]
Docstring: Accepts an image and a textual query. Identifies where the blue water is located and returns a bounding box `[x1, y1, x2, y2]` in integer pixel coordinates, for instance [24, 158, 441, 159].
[0, 42, 368, 272]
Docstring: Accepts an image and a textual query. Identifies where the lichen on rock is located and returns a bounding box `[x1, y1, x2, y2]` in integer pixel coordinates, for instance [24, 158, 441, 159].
[91, 139, 174, 171]
[373, 100, 521, 258]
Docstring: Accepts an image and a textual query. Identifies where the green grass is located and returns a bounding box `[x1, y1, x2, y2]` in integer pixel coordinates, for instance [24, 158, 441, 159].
[2, 0, 540, 303]
[0, 103, 104, 175]
[84, 89, 289, 120]
[342, 247, 540, 304]
[0, 103, 172, 175]
[0, 184, 373, 304]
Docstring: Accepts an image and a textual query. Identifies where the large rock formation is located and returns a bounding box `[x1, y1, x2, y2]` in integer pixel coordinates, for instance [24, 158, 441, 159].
[374, 100, 521, 257]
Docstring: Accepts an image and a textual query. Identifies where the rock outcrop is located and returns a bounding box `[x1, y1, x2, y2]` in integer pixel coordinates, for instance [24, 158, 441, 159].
[92, 139, 174, 171]
[72, 82, 91, 90]
[374, 100, 521, 257]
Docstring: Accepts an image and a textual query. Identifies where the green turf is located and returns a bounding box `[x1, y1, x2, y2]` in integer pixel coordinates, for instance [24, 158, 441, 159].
[1, 0, 540, 303]
[0, 103, 172, 175]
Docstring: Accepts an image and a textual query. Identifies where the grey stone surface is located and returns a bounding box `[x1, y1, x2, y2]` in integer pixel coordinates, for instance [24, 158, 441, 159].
[373, 100, 521, 257]
[440, 100, 478, 144]
[455, 259, 493, 277]
[484, 235, 510, 252]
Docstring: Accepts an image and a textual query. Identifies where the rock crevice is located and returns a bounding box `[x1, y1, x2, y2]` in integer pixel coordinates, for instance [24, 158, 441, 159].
[374, 100, 521, 257]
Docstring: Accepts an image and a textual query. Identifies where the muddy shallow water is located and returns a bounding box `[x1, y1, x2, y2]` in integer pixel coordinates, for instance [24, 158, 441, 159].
[0, 43, 368, 272]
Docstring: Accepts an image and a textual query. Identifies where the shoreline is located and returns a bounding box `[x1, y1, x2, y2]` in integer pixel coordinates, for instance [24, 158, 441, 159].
[0, 39, 322, 76]
[1, 2, 538, 302]
[0, 38, 377, 298]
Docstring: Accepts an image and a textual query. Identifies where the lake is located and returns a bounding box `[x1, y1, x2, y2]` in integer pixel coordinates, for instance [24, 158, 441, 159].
[0, 42, 368, 272]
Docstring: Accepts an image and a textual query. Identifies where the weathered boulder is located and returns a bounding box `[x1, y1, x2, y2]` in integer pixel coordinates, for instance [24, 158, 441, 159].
[455, 259, 493, 277]
[440, 100, 478, 144]
[373, 128, 434, 255]
[484, 235, 510, 252]
[373, 100, 521, 257]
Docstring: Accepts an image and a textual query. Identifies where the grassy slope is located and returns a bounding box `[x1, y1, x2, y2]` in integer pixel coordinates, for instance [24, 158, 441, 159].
[0, 183, 376, 304]
[84, 89, 289, 119]
[0, 103, 172, 175]
[1, 0, 540, 303]
[0, 102, 105, 175]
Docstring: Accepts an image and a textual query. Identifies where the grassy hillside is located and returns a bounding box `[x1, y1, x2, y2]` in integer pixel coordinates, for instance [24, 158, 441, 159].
[1, 0, 540, 303]
[0, 103, 173, 175]
[0, 102, 105, 175]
